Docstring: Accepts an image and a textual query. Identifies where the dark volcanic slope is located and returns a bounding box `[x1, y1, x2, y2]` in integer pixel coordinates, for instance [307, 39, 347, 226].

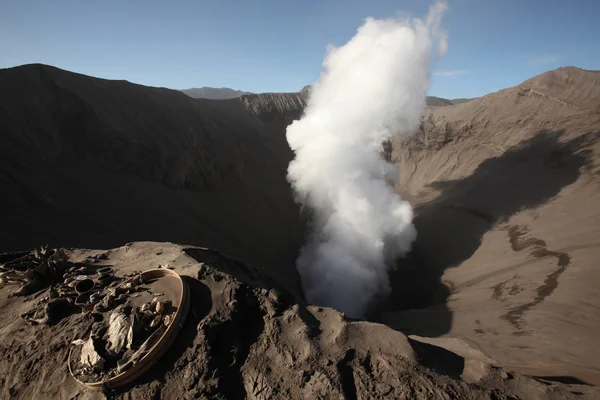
[0, 64, 305, 297]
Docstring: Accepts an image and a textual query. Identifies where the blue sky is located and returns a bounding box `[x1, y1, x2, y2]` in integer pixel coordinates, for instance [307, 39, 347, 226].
[1, 0, 598, 98]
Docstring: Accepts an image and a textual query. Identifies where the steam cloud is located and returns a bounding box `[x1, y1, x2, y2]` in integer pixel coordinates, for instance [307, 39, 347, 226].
[286, 2, 448, 318]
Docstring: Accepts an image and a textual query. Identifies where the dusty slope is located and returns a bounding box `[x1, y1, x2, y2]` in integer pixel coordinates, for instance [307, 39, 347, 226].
[384, 67, 600, 382]
[1, 242, 597, 399]
[0, 64, 306, 297]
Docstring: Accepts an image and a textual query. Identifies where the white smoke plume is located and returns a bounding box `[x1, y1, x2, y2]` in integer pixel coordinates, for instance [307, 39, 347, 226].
[286, 1, 447, 318]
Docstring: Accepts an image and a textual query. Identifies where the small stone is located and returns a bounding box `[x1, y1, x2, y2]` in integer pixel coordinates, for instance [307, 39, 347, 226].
[268, 290, 280, 303]
[149, 314, 162, 328]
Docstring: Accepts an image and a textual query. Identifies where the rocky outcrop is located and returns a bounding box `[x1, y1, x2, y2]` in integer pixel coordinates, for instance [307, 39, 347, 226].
[1, 242, 595, 399]
[239, 92, 308, 119]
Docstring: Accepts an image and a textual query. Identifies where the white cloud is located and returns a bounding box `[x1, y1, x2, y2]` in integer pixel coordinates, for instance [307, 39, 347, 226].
[433, 69, 469, 76]
[527, 54, 561, 65]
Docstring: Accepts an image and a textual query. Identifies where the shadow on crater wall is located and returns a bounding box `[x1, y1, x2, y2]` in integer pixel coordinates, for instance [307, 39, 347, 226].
[384, 130, 598, 336]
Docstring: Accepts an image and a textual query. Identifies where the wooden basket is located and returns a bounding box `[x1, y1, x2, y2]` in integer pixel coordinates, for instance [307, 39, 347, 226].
[68, 268, 190, 391]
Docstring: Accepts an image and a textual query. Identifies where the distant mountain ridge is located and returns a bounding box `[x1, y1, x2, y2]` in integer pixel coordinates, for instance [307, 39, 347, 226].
[426, 96, 475, 106]
[181, 86, 252, 99]
[181, 84, 474, 105]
